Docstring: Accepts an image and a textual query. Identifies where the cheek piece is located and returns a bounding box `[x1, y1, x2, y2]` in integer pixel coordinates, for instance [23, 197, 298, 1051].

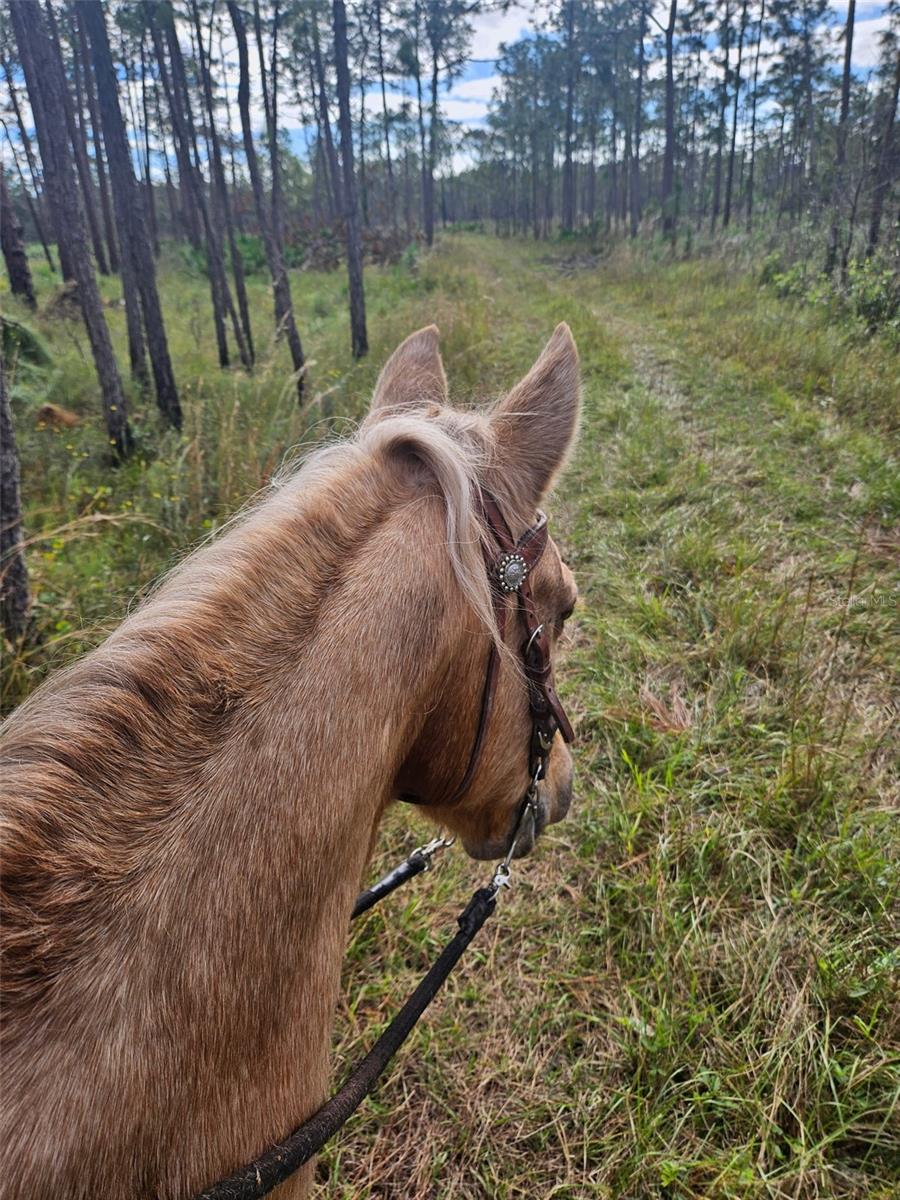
[402, 490, 575, 811]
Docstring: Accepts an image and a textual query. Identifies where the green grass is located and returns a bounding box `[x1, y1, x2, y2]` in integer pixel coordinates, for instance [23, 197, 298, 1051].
[3, 235, 899, 1197]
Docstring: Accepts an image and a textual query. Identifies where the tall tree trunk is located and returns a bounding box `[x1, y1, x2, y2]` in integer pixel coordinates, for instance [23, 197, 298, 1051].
[9, 1, 132, 458]
[746, 0, 765, 231]
[139, 34, 160, 256]
[424, 22, 440, 246]
[826, 0, 856, 273]
[711, 1, 732, 232]
[412, 3, 429, 239]
[332, 0, 368, 358]
[561, 0, 577, 232]
[43, 1, 109, 276]
[311, 18, 342, 222]
[4, 138, 55, 274]
[228, 0, 306, 399]
[630, 3, 647, 238]
[867, 49, 900, 256]
[374, 0, 397, 232]
[153, 9, 249, 370]
[723, 0, 748, 227]
[9, 27, 75, 280]
[82, 0, 182, 430]
[1, 168, 36, 309]
[189, 0, 255, 365]
[79, 13, 149, 392]
[2, 56, 51, 253]
[661, 0, 678, 238]
[165, 13, 249, 367]
[0, 352, 30, 644]
[74, 4, 119, 274]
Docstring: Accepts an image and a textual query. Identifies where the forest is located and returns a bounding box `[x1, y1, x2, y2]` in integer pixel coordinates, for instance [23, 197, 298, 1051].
[1, 2, 899, 1197]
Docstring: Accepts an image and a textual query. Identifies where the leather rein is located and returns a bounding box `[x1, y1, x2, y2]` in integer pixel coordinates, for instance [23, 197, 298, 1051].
[193, 493, 574, 1200]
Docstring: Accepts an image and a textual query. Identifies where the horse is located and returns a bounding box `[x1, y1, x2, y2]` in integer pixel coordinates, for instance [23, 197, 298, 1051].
[0, 323, 581, 1199]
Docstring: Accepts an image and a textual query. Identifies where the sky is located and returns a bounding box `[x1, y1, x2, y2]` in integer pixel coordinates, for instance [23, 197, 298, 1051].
[435, 1, 894, 134]
[1, 2, 893, 178]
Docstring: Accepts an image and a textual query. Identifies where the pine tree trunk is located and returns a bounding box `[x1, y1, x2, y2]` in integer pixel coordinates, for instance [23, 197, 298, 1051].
[228, 0, 306, 400]
[661, 0, 678, 238]
[81, 0, 182, 430]
[0, 352, 30, 644]
[826, 0, 855, 273]
[746, 0, 765, 231]
[866, 49, 899, 256]
[723, 0, 748, 228]
[43, 1, 109, 276]
[1, 168, 36, 310]
[561, 0, 577, 232]
[333, 0, 368, 358]
[75, 4, 119, 273]
[711, 3, 732, 232]
[10, 26, 75, 281]
[9, 1, 132, 458]
[189, 0, 255, 365]
[375, 0, 397, 232]
[630, 4, 647, 238]
[312, 20, 342, 223]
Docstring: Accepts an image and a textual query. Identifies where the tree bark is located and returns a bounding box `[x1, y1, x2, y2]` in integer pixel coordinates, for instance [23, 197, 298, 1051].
[74, 3, 120, 274]
[746, 0, 765, 231]
[1, 167, 36, 310]
[311, 17, 343, 222]
[661, 0, 678, 238]
[630, 3, 647, 238]
[82, 0, 182, 428]
[188, 0, 255, 365]
[333, 0, 368, 358]
[825, 0, 855, 272]
[711, 2, 732, 232]
[228, 0, 306, 399]
[0, 352, 30, 644]
[561, 0, 577, 233]
[723, 0, 748, 227]
[10, 1, 132, 458]
[374, 0, 397, 231]
[8, 28, 75, 280]
[43, 1, 109, 275]
[866, 48, 899, 256]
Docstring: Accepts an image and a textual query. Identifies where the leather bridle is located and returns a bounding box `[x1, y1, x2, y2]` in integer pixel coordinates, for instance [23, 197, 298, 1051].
[404, 490, 574, 812]
[193, 490, 577, 1200]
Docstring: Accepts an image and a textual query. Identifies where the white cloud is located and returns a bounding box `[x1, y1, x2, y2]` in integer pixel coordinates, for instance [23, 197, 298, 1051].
[851, 14, 892, 68]
[469, 4, 535, 61]
[450, 74, 502, 103]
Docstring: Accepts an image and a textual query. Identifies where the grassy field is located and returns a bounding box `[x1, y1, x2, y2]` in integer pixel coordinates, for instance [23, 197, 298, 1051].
[3, 235, 899, 1198]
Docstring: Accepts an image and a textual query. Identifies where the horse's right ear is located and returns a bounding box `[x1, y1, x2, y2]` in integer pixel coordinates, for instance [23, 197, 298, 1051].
[369, 326, 448, 415]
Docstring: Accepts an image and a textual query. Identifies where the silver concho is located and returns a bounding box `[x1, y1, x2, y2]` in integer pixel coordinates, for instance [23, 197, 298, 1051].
[496, 552, 528, 593]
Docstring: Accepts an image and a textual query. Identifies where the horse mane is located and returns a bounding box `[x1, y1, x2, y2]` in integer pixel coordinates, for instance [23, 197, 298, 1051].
[0, 401, 506, 1014]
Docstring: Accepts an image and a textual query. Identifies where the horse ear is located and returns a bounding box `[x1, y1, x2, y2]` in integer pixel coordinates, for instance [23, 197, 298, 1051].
[489, 323, 580, 510]
[370, 325, 448, 414]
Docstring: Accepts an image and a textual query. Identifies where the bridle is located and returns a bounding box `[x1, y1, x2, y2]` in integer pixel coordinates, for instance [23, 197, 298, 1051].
[403, 489, 574, 823]
[193, 489, 577, 1200]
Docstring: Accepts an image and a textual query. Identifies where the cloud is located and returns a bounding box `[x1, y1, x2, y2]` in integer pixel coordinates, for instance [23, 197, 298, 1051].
[469, 4, 535, 61]
[851, 14, 892, 69]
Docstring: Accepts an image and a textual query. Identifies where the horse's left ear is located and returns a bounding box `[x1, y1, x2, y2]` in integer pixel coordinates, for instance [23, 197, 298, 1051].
[489, 323, 580, 510]
[369, 325, 448, 414]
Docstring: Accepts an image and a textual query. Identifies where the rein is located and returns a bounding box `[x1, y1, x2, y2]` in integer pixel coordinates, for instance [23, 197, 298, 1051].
[193, 493, 574, 1200]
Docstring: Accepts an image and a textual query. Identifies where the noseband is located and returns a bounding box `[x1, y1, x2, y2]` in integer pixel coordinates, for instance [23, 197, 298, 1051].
[404, 490, 574, 811]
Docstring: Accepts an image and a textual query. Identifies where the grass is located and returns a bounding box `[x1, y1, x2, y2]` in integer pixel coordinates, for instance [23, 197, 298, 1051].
[3, 234, 899, 1197]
